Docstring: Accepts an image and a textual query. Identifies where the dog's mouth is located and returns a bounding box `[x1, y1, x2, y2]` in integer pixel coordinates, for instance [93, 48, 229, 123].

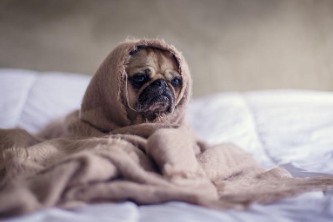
[141, 94, 172, 112]
[135, 86, 175, 115]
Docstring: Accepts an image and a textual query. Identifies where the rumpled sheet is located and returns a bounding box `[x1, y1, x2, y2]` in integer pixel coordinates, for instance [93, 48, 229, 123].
[0, 69, 332, 222]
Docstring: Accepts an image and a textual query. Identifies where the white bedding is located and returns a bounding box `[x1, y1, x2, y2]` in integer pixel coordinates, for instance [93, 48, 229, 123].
[0, 69, 332, 222]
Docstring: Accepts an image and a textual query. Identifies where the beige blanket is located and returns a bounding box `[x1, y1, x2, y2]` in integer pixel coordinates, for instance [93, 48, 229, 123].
[0, 39, 332, 218]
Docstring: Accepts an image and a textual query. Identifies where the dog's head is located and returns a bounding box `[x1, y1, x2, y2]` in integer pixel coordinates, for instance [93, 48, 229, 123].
[80, 39, 191, 132]
[126, 47, 182, 121]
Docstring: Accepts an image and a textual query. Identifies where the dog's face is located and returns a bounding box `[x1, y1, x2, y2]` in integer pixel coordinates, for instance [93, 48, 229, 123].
[126, 47, 182, 120]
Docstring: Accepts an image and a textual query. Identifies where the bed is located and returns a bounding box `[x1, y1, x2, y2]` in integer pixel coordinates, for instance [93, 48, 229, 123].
[0, 69, 332, 222]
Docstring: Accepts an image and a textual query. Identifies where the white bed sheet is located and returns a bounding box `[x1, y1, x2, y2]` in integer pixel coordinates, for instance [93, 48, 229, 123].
[0, 69, 332, 222]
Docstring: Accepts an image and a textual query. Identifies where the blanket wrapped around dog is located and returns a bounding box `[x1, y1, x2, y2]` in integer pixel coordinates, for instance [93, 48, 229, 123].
[0, 39, 332, 218]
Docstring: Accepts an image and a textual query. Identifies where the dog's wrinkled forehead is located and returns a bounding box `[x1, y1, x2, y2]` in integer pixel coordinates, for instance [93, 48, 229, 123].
[127, 47, 180, 80]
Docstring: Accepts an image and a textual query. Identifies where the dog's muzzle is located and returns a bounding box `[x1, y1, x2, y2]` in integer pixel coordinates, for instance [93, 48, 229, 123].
[136, 79, 175, 114]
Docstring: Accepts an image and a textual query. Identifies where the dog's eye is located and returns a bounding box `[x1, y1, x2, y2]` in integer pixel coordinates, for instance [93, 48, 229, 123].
[133, 75, 145, 82]
[129, 74, 147, 88]
[171, 78, 182, 88]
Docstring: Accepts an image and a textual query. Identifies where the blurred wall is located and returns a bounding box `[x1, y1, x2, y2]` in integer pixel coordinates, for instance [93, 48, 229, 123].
[0, 0, 332, 97]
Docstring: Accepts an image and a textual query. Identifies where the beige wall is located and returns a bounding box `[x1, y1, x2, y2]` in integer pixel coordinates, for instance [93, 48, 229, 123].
[0, 0, 332, 97]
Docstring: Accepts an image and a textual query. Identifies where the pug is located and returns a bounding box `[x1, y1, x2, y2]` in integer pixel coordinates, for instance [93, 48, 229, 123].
[126, 47, 183, 122]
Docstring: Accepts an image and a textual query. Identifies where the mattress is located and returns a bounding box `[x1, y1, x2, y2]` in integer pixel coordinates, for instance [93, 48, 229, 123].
[0, 69, 332, 222]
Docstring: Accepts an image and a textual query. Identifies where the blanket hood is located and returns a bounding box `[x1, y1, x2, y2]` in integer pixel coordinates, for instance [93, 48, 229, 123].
[79, 39, 192, 132]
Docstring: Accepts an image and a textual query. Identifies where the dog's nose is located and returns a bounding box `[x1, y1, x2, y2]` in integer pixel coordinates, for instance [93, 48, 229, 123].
[152, 79, 168, 88]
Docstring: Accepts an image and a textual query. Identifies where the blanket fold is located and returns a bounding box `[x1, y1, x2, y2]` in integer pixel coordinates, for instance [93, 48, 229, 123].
[0, 38, 332, 218]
